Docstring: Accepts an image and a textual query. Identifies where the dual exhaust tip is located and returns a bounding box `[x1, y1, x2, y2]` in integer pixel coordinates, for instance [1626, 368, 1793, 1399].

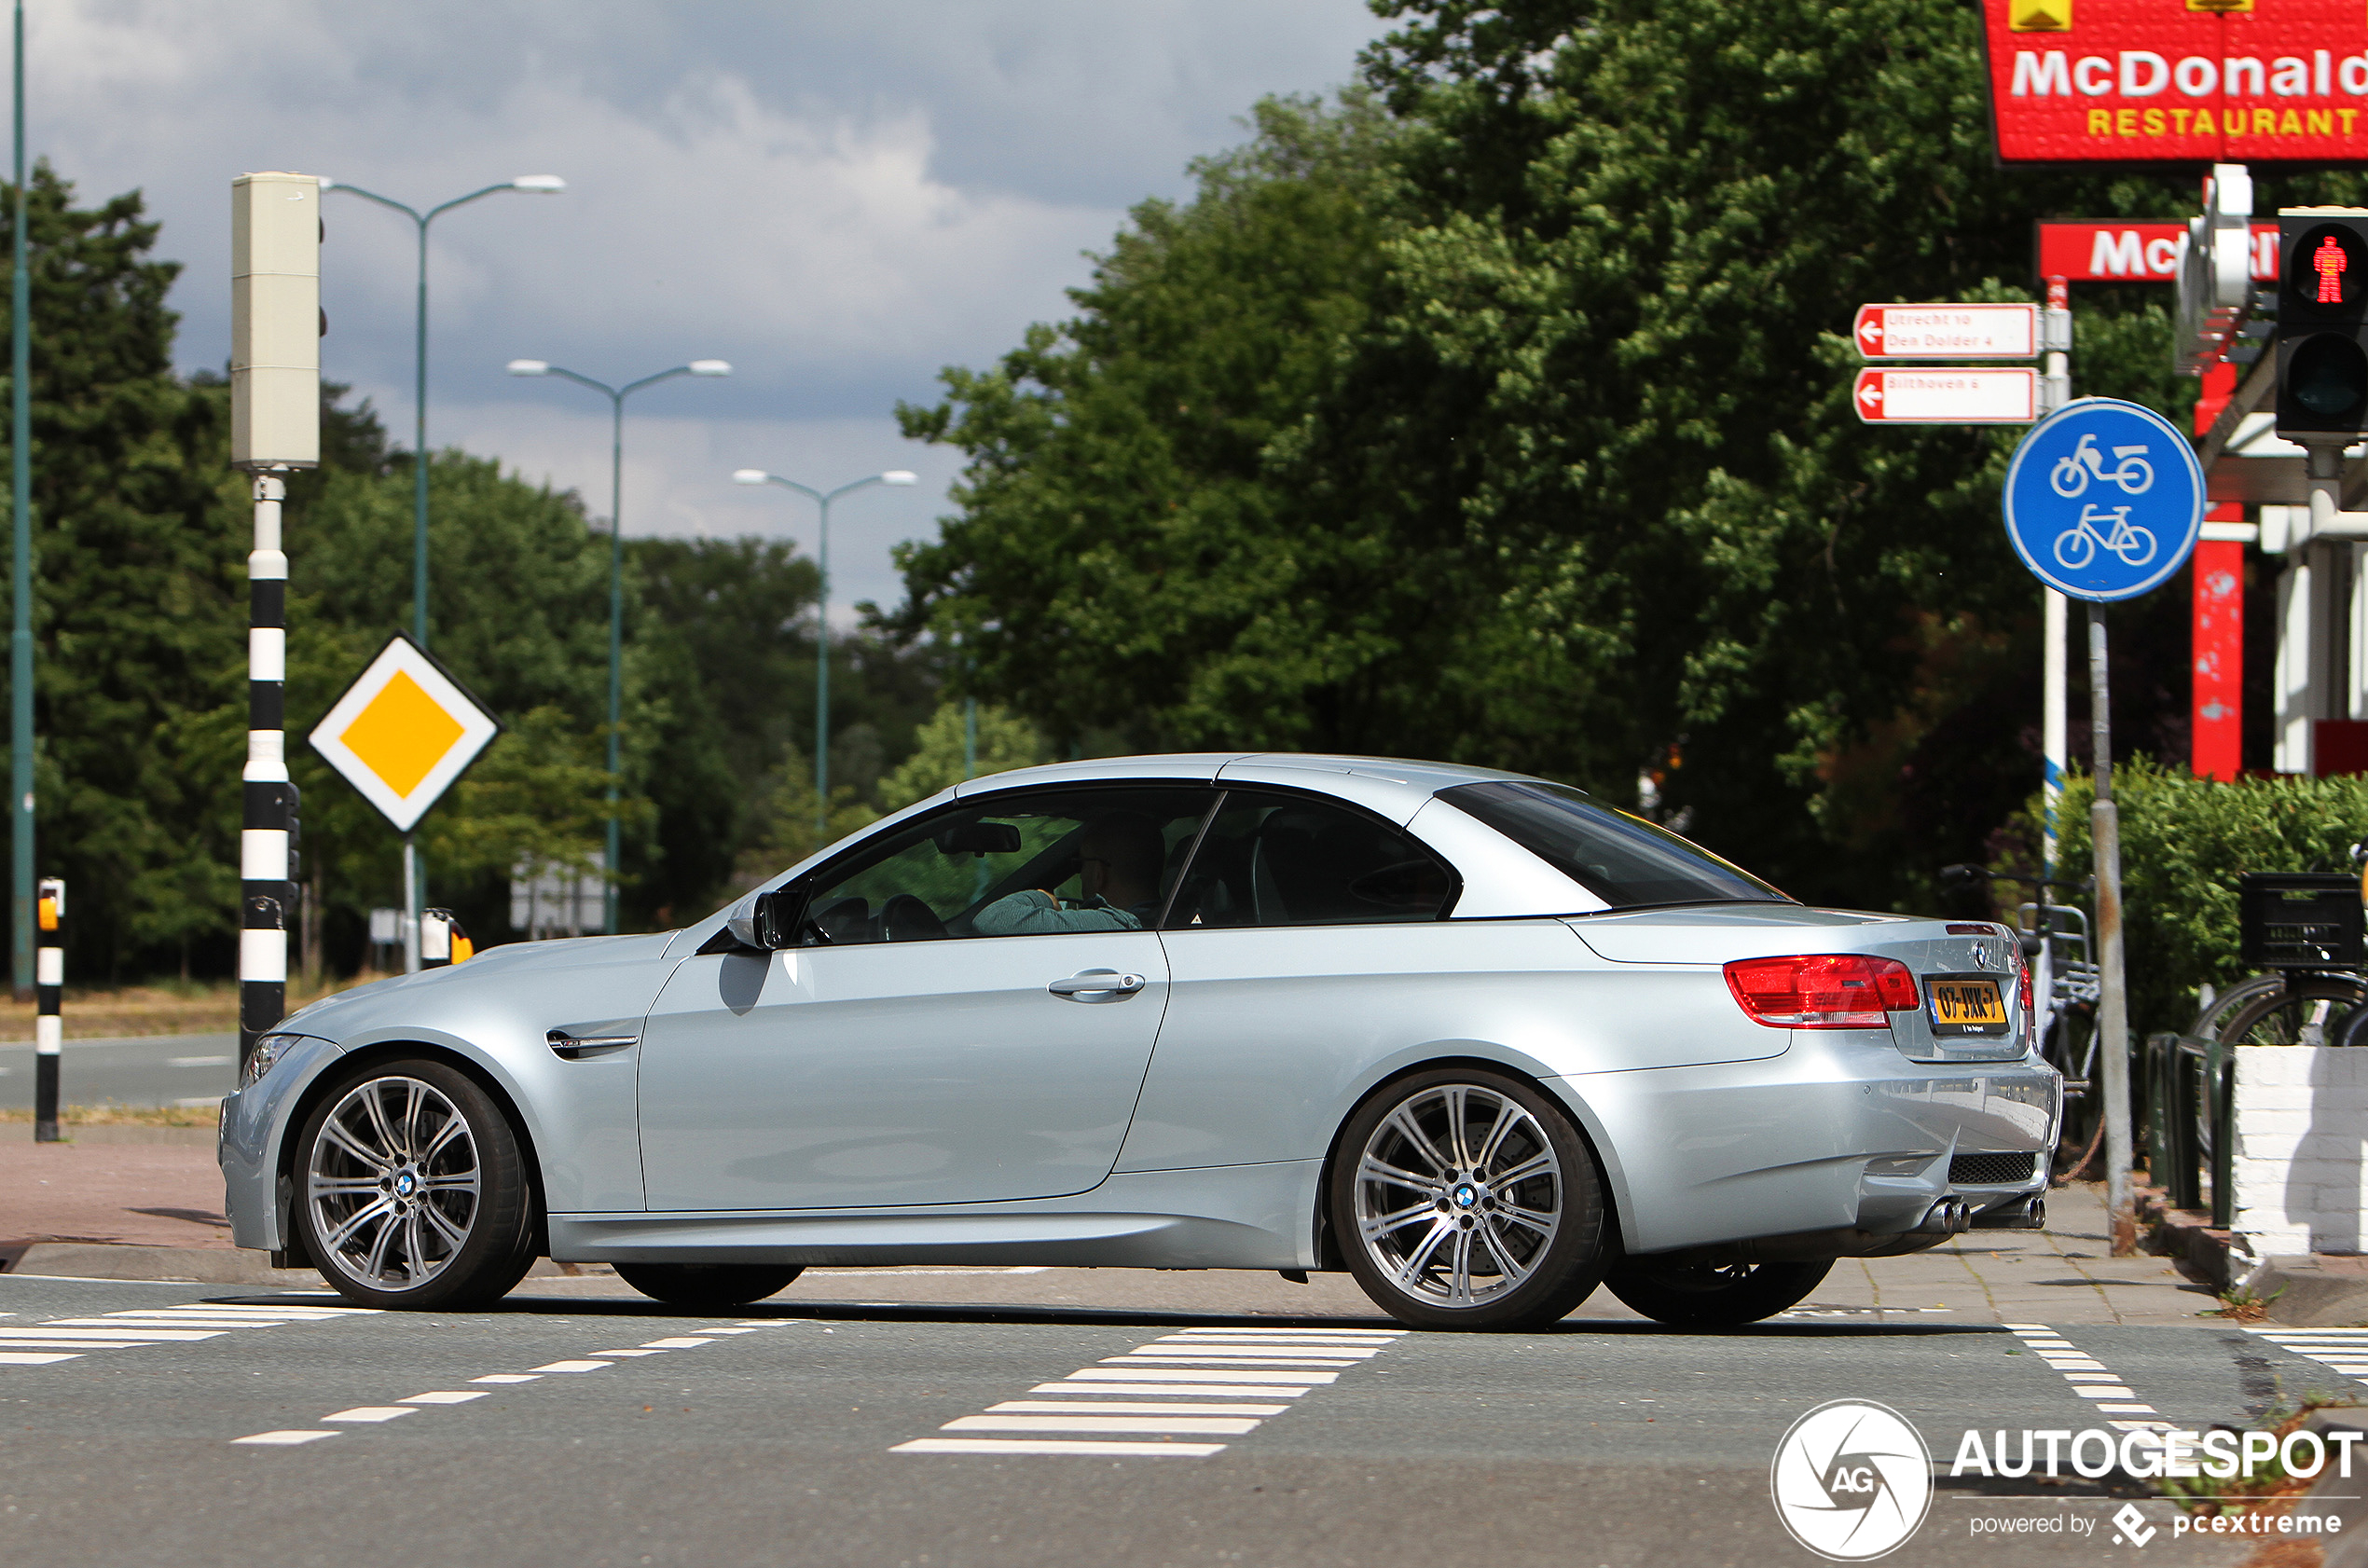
[1922, 1194, 2047, 1233]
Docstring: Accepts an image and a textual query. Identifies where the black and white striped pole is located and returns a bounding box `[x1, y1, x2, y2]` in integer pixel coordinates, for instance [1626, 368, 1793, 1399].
[31, 874, 56, 1141]
[229, 172, 319, 1076]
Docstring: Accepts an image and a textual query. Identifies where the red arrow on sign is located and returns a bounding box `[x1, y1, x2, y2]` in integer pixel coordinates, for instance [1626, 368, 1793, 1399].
[1856, 308, 1885, 352]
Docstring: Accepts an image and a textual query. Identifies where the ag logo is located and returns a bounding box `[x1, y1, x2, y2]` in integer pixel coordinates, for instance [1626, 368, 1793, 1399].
[1769, 1399, 1934, 1561]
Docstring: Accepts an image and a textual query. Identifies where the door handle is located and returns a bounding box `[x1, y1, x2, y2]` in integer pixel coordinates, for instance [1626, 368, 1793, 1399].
[1047, 970, 1147, 1001]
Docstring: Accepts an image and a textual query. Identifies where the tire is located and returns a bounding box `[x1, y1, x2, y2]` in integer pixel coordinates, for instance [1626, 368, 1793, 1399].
[1330, 1066, 1605, 1331]
[2217, 975, 2366, 1048]
[614, 1263, 804, 1310]
[1603, 1258, 1833, 1327]
[295, 1057, 537, 1310]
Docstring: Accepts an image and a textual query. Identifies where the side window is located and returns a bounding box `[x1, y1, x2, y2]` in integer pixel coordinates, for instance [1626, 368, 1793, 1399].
[794, 786, 1216, 944]
[1165, 791, 1455, 928]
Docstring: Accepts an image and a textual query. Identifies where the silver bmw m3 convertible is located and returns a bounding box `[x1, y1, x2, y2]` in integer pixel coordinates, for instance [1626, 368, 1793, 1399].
[220, 753, 2058, 1329]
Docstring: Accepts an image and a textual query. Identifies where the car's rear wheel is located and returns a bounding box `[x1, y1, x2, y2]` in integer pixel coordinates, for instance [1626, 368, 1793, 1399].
[295, 1058, 537, 1309]
[613, 1263, 804, 1310]
[1603, 1258, 1833, 1327]
[1331, 1067, 1604, 1330]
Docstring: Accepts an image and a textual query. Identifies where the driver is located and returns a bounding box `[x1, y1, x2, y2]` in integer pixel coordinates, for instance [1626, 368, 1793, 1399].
[972, 811, 1166, 935]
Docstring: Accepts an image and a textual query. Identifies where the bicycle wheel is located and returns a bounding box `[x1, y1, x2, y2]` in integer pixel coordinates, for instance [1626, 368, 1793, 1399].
[2216, 975, 2368, 1048]
[2115, 526, 2157, 567]
[2050, 456, 2089, 497]
[2054, 528, 2097, 570]
[2113, 458, 2154, 494]
[2191, 973, 2288, 1042]
[2044, 1007, 2102, 1179]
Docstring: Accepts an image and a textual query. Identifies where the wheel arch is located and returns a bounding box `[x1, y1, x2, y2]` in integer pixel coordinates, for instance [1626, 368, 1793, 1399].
[1311, 1053, 1626, 1272]
[276, 1038, 550, 1262]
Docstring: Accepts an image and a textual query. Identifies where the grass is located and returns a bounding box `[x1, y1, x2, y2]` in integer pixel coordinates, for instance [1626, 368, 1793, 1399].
[2157, 1398, 2362, 1519]
[0, 974, 380, 1041]
[2207, 1281, 2288, 1323]
[0, 1102, 219, 1127]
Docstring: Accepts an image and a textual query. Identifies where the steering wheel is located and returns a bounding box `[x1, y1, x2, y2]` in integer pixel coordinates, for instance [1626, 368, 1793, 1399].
[879, 893, 949, 942]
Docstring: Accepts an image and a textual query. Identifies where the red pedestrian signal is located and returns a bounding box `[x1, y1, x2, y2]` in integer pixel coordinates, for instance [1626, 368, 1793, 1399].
[2319, 234, 2350, 305]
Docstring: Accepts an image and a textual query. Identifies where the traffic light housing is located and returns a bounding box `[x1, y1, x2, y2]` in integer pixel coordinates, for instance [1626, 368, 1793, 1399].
[2277, 208, 2368, 437]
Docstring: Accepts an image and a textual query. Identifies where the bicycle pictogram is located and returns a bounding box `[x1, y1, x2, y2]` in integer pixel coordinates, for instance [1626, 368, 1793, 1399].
[2053, 503, 2157, 571]
[2048, 433, 2155, 499]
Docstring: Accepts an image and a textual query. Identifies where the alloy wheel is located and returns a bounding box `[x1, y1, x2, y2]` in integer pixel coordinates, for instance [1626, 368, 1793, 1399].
[306, 1075, 482, 1293]
[1350, 1082, 1563, 1310]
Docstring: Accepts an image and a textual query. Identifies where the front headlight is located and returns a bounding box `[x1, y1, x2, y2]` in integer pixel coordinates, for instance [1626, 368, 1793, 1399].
[241, 1032, 307, 1090]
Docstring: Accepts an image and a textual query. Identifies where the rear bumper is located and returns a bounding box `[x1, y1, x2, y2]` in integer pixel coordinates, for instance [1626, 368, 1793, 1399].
[1548, 1030, 2059, 1257]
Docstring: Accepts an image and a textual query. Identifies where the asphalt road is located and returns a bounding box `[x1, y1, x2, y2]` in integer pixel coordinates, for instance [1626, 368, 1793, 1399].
[0, 1271, 2324, 1568]
[0, 1033, 238, 1110]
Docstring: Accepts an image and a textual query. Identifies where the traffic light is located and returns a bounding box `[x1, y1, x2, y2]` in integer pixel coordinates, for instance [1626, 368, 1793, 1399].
[2277, 208, 2368, 437]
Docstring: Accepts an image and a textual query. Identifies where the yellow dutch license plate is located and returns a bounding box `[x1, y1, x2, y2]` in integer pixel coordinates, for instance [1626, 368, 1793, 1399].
[1929, 978, 2007, 1034]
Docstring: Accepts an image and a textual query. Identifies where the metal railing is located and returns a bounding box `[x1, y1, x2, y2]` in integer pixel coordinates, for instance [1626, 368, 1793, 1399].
[2144, 1031, 2233, 1227]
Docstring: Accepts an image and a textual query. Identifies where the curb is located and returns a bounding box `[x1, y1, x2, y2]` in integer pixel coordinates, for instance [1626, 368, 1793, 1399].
[0, 1242, 592, 1287]
[2139, 1184, 2368, 1327]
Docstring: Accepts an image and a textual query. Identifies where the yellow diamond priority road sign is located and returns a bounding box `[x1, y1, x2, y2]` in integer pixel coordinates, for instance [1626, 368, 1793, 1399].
[310, 635, 501, 832]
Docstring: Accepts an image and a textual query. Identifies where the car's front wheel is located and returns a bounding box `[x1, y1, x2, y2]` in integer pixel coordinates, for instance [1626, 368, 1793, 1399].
[294, 1057, 537, 1309]
[614, 1263, 805, 1310]
[1603, 1258, 1833, 1327]
[1330, 1067, 1605, 1330]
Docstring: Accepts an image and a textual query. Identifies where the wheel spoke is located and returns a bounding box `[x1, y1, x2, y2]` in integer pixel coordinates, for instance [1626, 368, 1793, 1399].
[1471, 1098, 1524, 1172]
[1384, 1105, 1454, 1178]
[1477, 1218, 1530, 1286]
[1358, 1200, 1438, 1242]
[1447, 1228, 1475, 1303]
[309, 1176, 385, 1196]
[1497, 1202, 1558, 1238]
[360, 1087, 405, 1165]
[421, 1169, 479, 1194]
[420, 1112, 468, 1165]
[1489, 1150, 1556, 1190]
[420, 1201, 471, 1252]
[399, 1081, 426, 1161]
[318, 1114, 388, 1171]
[1357, 1153, 1440, 1193]
[359, 1206, 400, 1280]
[1390, 1217, 1455, 1293]
[1443, 1085, 1474, 1168]
[319, 1195, 395, 1253]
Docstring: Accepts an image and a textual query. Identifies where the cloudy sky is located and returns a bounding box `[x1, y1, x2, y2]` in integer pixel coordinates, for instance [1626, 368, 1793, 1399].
[33, 1, 1388, 619]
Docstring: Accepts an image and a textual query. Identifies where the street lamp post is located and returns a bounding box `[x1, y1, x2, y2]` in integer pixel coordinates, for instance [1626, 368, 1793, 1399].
[730, 468, 916, 834]
[512, 358, 731, 934]
[322, 174, 564, 649]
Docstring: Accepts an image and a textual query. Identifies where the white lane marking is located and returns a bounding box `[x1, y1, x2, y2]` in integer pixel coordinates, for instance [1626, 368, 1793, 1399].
[168, 1055, 233, 1066]
[0, 1327, 224, 1341]
[1037, 1382, 1319, 1398]
[232, 1430, 338, 1446]
[323, 1407, 416, 1423]
[1170, 1327, 1402, 1337]
[1064, 1368, 1340, 1385]
[640, 1338, 715, 1349]
[46, 1319, 266, 1330]
[2009, 1327, 2171, 1432]
[688, 1327, 760, 1335]
[942, 1414, 1262, 1436]
[400, 1392, 486, 1405]
[0, 1340, 150, 1350]
[0, 1352, 78, 1364]
[2244, 1327, 2368, 1385]
[528, 1360, 612, 1373]
[590, 1349, 668, 1357]
[807, 1267, 1051, 1276]
[897, 1322, 1398, 1457]
[893, 1438, 1226, 1457]
[471, 1374, 542, 1384]
[990, 1400, 1288, 1417]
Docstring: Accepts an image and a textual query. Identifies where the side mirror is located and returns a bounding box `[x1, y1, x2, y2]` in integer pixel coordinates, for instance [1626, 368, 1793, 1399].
[937, 820, 1021, 857]
[724, 883, 811, 950]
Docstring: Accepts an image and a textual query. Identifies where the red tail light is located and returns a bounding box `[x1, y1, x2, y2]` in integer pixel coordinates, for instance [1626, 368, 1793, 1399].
[1724, 954, 1920, 1029]
[2019, 954, 2033, 1027]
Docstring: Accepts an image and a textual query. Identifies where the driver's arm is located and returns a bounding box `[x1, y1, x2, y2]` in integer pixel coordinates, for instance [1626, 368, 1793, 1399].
[971, 889, 1141, 936]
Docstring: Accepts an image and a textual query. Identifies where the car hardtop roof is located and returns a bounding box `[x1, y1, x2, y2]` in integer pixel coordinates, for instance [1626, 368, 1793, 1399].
[950, 751, 1555, 805]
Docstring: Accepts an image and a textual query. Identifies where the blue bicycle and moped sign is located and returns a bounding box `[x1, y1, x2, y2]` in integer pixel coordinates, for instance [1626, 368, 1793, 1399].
[2002, 398, 2205, 602]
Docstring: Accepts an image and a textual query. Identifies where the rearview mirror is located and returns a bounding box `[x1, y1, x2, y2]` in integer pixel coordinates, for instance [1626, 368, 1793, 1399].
[937, 820, 1021, 857]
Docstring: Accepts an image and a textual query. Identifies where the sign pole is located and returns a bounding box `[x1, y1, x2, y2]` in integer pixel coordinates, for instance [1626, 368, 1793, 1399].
[2038, 277, 2072, 1039]
[2087, 603, 2134, 1252]
[402, 834, 419, 974]
[30, 874, 54, 1140]
[239, 471, 290, 1074]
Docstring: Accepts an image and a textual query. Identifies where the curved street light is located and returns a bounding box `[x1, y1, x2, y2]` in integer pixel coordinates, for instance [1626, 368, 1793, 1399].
[319, 175, 566, 649]
[731, 468, 917, 834]
[511, 358, 732, 934]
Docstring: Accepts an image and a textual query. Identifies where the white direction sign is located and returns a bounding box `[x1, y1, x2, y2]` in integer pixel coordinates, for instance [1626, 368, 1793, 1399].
[1853, 303, 2037, 360]
[310, 635, 501, 832]
[1852, 367, 2036, 425]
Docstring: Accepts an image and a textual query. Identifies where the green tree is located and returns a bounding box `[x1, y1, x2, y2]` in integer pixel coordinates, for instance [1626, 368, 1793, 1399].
[878, 701, 1053, 812]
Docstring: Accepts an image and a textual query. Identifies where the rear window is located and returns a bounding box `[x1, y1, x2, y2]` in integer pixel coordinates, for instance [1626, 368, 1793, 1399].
[1438, 779, 1792, 911]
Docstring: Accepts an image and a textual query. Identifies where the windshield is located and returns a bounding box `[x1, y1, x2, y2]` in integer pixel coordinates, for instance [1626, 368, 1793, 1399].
[1438, 779, 1792, 910]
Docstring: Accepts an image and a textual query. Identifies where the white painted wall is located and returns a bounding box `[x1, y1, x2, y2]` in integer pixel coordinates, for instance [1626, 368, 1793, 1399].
[2234, 1045, 2368, 1256]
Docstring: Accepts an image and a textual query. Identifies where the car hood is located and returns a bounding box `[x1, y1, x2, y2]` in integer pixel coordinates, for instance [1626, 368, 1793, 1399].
[276, 931, 681, 1040]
